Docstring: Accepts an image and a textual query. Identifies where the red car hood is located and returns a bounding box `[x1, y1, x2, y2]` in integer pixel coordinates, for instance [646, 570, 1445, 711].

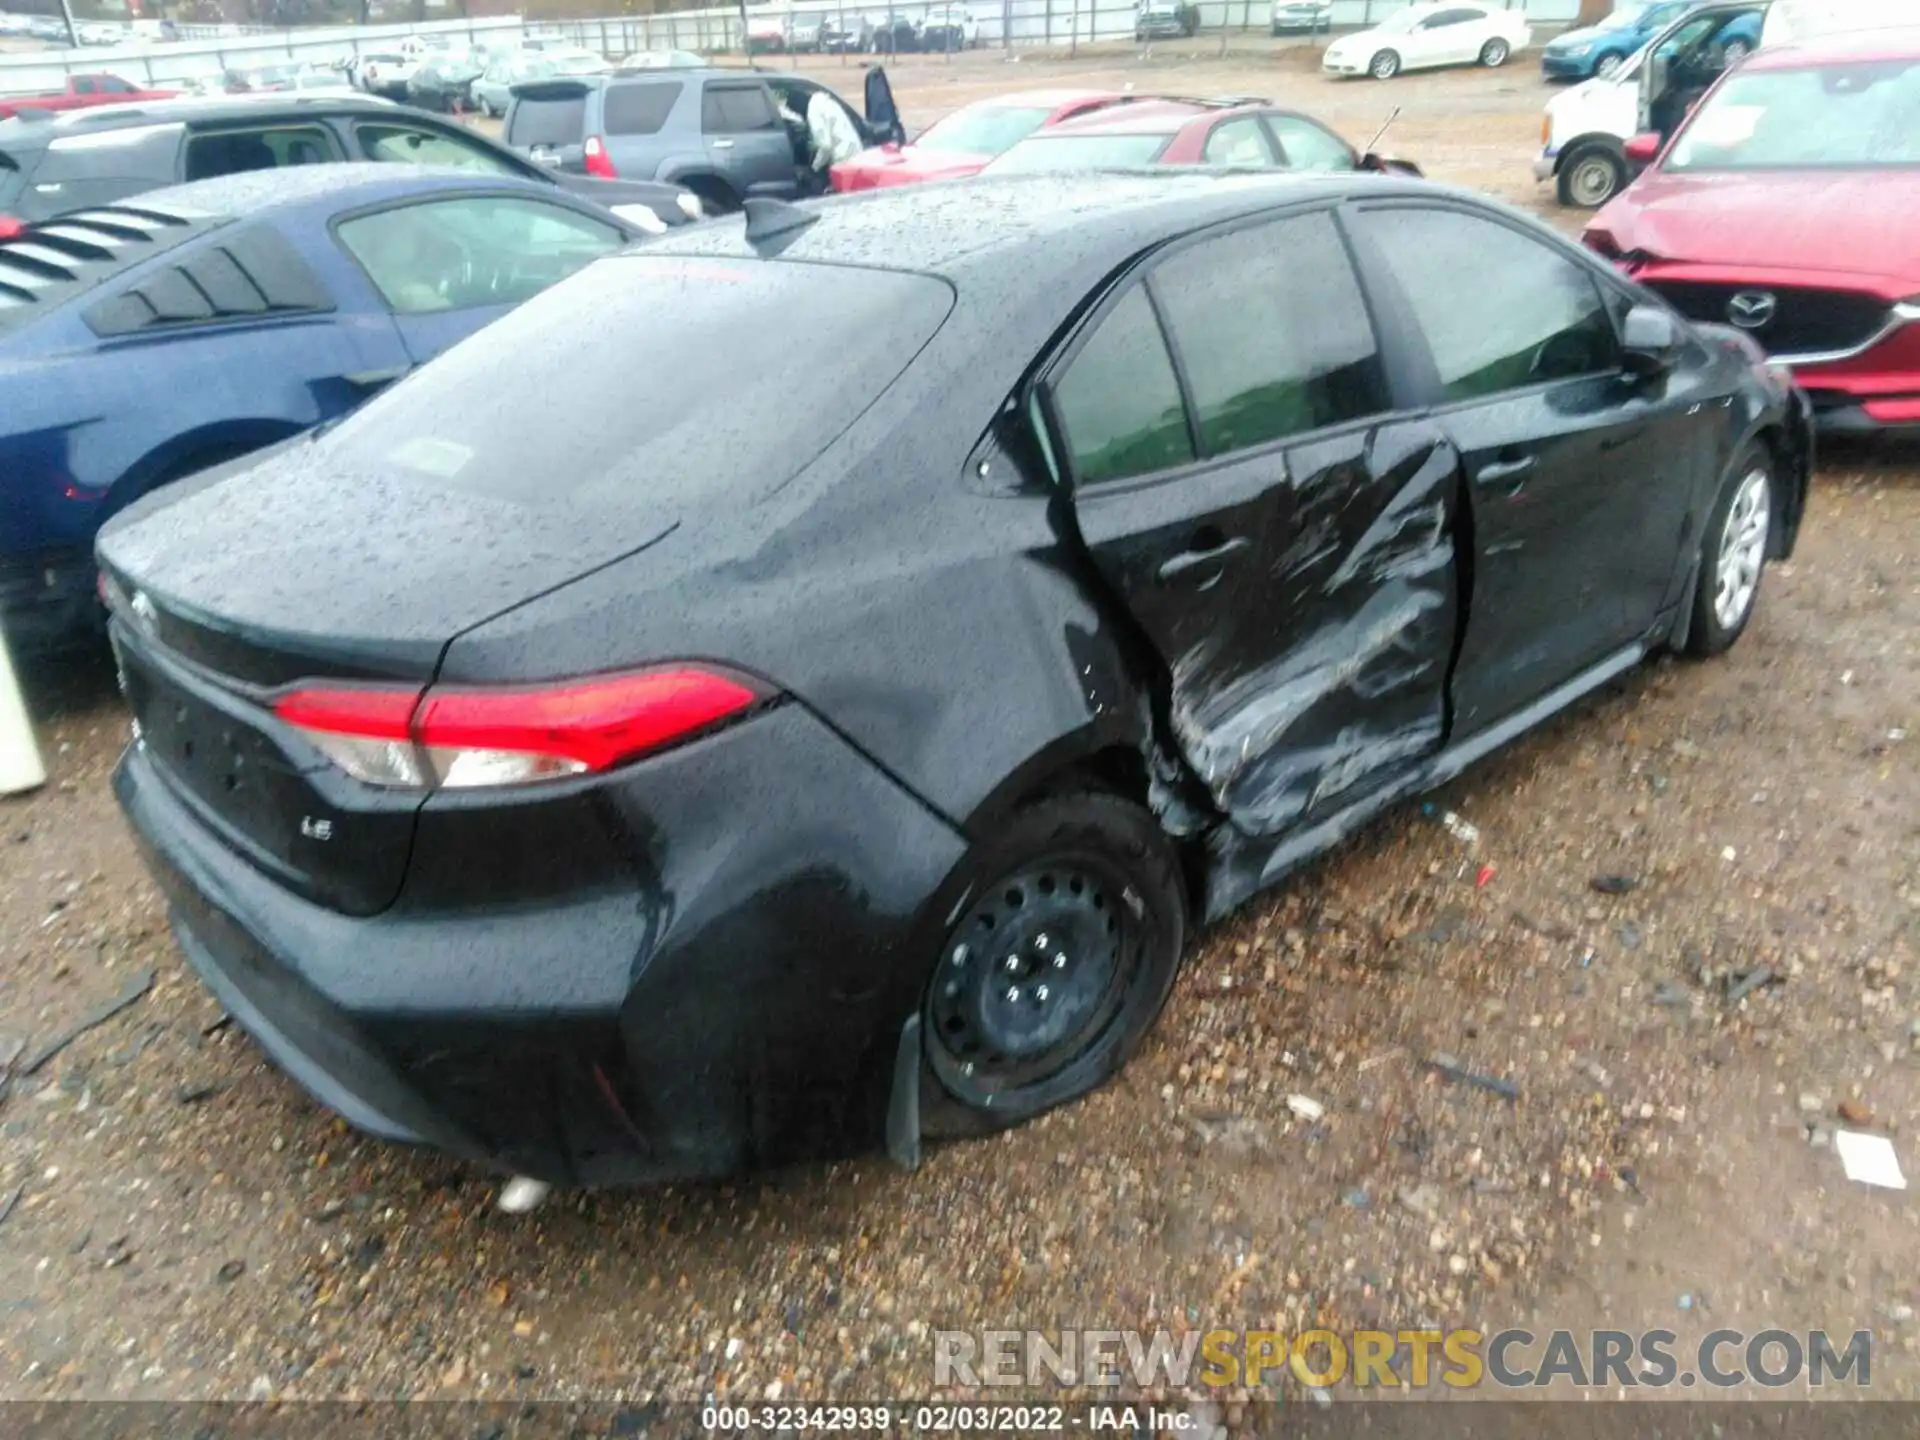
[1597, 170, 1920, 292]
[830, 145, 992, 192]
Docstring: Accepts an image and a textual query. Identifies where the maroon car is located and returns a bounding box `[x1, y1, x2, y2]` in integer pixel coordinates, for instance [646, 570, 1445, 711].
[1583, 29, 1920, 435]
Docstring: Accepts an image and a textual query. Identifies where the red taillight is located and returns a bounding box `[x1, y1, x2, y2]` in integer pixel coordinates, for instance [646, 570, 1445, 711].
[271, 665, 771, 791]
[583, 134, 617, 178]
[0, 215, 23, 241]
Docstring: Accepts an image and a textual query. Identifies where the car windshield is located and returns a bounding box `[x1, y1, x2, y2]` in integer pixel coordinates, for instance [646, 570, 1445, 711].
[916, 105, 1052, 155]
[1666, 59, 1920, 170]
[985, 132, 1174, 171]
[1596, 3, 1647, 30]
[320, 256, 956, 514]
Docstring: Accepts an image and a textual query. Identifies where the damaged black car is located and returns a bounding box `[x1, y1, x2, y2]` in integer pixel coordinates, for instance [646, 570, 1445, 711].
[98, 174, 1812, 1190]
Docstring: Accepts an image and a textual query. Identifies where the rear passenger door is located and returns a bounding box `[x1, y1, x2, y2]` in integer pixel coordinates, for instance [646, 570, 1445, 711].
[1047, 208, 1463, 836]
[700, 80, 798, 198]
[600, 78, 683, 176]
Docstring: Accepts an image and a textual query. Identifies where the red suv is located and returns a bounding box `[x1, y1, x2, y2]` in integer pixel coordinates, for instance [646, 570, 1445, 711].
[1583, 30, 1920, 435]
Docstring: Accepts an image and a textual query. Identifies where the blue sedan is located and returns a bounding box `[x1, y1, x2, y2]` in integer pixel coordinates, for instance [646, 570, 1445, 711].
[1540, 0, 1743, 80]
[0, 164, 644, 651]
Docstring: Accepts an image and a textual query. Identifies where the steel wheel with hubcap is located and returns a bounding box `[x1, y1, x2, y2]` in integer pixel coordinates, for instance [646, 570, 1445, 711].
[1557, 145, 1627, 208]
[920, 792, 1186, 1138]
[1686, 448, 1773, 656]
[1479, 37, 1510, 67]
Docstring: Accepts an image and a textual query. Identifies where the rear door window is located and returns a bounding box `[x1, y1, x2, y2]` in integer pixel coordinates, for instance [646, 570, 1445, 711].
[505, 93, 587, 148]
[356, 122, 519, 175]
[702, 83, 778, 133]
[603, 80, 681, 135]
[1266, 115, 1355, 171]
[336, 195, 625, 314]
[182, 125, 342, 180]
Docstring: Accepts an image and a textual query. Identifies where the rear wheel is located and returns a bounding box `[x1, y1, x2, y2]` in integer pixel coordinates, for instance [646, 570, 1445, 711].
[1556, 143, 1627, 208]
[1686, 445, 1773, 657]
[680, 175, 739, 216]
[920, 792, 1187, 1139]
[1370, 48, 1401, 79]
[1478, 37, 1510, 67]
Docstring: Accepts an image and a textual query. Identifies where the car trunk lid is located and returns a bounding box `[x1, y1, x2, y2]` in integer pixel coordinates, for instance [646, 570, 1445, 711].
[97, 439, 675, 916]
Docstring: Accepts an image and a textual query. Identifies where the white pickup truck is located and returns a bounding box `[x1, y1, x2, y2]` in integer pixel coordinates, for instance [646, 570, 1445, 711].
[1534, 0, 1911, 208]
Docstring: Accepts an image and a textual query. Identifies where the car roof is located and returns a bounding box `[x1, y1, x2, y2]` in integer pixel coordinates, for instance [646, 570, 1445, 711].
[1745, 24, 1920, 67]
[1034, 99, 1226, 137]
[0, 92, 404, 141]
[646, 170, 1419, 284]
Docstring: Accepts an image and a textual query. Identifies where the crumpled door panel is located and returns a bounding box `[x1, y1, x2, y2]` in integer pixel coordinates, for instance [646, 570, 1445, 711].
[1176, 421, 1463, 836]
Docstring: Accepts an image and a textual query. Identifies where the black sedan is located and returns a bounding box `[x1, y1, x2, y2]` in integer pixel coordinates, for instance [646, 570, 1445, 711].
[99, 175, 1811, 1191]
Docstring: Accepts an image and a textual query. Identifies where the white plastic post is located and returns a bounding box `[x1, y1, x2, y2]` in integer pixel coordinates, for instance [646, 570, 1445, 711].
[0, 627, 47, 796]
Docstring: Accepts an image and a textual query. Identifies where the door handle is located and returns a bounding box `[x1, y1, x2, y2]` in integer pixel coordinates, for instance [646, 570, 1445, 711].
[1477, 454, 1536, 491]
[1157, 535, 1249, 583]
[711, 138, 735, 149]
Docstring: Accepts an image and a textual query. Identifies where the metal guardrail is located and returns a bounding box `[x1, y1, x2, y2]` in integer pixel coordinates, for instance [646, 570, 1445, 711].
[0, 0, 1581, 95]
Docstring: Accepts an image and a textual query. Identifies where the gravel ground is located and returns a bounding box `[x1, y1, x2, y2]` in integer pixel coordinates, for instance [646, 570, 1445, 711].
[2, 44, 1918, 1412]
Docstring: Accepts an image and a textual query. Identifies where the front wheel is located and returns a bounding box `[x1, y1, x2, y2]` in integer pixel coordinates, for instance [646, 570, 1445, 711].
[1556, 144, 1627, 208]
[919, 792, 1188, 1139]
[1686, 447, 1773, 657]
[1369, 47, 1401, 79]
[1723, 37, 1752, 65]
[1594, 50, 1624, 79]
[1479, 37, 1510, 67]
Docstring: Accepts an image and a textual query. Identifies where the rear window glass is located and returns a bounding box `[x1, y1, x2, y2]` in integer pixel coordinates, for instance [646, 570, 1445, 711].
[507, 93, 586, 148]
[318, 257, 955, 513]
[603, 80, 680, 135]
[987, 133, 1174, 172]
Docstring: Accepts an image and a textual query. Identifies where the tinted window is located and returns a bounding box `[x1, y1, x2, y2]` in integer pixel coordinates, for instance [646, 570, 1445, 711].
[506, 93, 587, 147]
[183, 125, 339, 180]
[1269, 115, 1354, 171]
[603, 80, 681, 136]
[1202, 117, 1272, 168]
[337, 196, 624, 315]
[1053, 287, 1193, 485]
[702, 84, 777, 134]
[358, 123, 518, 175]
[1356, 207, 1620, 401]
[1152, 212, 1386, 456]
[1424, 7, 1485, 26]
[322, 257, 953, 512]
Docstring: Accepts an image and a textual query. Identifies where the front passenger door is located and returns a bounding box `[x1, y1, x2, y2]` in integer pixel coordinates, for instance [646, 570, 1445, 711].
[1344, 202, 1710, 736]
[1049, 210, 1463, 836]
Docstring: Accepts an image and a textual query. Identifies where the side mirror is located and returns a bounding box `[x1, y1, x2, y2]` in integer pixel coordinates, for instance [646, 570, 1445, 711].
[1621, 302, 1681, 375]
[1623, 131, 1663, 165]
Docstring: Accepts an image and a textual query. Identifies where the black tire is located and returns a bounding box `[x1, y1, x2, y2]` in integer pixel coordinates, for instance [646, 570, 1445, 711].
[1369, 48, 1401, 79]
[1555, 143, 1627, 208]
[919, 791, 1188, 1140]
[680, 175, 739, 216]
[1685, 443, 1774, 657]
[1479, 37, 1510, 67]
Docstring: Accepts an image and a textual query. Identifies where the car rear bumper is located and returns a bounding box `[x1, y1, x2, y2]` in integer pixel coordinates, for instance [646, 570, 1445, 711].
[1, 545, 100, 655]
[115, 699, 969, 1187]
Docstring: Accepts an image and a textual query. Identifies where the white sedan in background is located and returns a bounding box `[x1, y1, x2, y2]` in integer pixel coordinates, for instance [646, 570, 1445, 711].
[1322, 2, 1532, 79]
